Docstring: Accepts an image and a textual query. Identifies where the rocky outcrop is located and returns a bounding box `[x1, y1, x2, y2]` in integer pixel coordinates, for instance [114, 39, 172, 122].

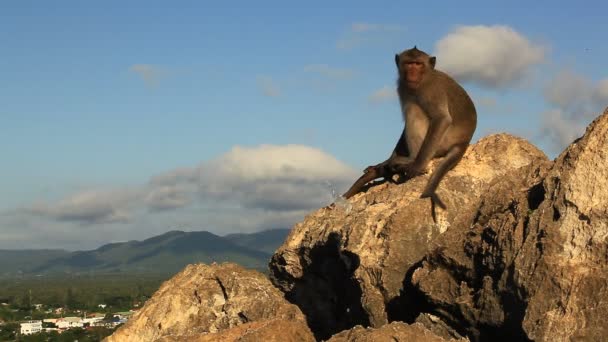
[408, 160, 552, 340]
[407, 107, 608, 341]
[327, 322, 468, 342]
[107, 108, 608, 342]
[106, 263, 311, 342]
[269, 133, 548, 340]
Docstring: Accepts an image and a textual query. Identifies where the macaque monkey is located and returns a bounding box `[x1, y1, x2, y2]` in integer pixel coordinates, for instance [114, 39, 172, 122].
[341, 46, 477, 213]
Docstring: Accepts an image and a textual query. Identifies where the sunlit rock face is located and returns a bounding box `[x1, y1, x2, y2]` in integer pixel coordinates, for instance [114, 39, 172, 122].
[107, 107, 608, 342]
[269, 132, 548, 340]
[105, 263, 312, 342]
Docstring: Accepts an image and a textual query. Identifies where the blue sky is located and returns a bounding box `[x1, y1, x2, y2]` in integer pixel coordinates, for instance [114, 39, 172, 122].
[2, 1, 607, 250]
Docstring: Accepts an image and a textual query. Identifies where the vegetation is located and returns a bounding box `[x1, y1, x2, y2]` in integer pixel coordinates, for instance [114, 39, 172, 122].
[0, 274, 165, 320]
[0, 274, 163, 341]
[0, 229, 290, 340]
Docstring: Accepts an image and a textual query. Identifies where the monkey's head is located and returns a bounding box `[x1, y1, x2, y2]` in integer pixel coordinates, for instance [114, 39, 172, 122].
[395, 46, 436, 89]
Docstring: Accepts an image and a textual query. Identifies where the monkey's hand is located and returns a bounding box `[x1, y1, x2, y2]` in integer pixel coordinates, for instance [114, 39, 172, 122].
[390, 160, 426, 179]
[363, 161, 388, 174]
[405, 162, 426, 178]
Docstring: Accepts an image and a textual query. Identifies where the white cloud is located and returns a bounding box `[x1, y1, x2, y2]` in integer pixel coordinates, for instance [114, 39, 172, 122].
[304, 64, 356, 80]
[369, 85, 398, 103]
[256, 75, 281, 97]
[129, 64, 167, 87]
[149, 166, 199, 186]
[8, 145, 358, 249]
[543, 70, 591, 109]
[593, 79, 608, 104]
[26, 189, 140, 224]
[144, 185, 192, 212]
[434, 25, 546, 88]
[540, 70, 608, 152]
[196, 144, 357, 210]
[540, 109, 586, 149]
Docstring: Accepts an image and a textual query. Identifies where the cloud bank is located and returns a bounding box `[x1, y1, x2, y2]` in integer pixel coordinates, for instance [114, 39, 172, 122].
[540, 70, 608, 151]
[4, 145, 357, 250]
[434, 25, 546, 88]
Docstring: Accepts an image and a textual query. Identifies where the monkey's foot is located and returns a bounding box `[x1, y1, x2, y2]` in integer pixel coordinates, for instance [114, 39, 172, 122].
[420, 191, 447, 210]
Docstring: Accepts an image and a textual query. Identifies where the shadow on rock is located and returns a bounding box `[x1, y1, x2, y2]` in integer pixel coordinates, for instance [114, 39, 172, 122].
[270, 232, 370, 341]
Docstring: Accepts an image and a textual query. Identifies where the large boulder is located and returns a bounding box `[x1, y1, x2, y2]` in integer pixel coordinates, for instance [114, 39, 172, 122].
[106, 263, 311, 342]
[269, 133, 548, 339]
[409, 107, 608, 341]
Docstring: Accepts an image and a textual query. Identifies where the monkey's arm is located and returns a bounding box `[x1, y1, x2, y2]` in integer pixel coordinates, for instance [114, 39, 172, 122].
[369, 129, 410, 172]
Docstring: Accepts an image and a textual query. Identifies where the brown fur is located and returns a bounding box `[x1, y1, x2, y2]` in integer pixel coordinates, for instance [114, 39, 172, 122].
[342, 46, 477, 216]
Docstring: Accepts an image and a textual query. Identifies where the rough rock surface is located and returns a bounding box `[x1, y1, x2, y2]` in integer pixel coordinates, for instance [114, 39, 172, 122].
[108, 108, 608, 342]
[408, 108, 608, 341]
[106, 263, 307, 342]
[327, 322, 468, 342]
[157, 319, 315, 342]
[269, 133, 548, 339]
[415, 313, 466, 340]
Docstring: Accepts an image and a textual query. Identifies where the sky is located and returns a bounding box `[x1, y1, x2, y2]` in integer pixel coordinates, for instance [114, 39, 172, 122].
[1, 1, 607, 250]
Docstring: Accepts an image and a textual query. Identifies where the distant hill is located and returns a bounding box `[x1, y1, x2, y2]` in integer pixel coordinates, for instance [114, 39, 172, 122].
[225, 228, 290, 254]
[0, 229, 291, 277]
[0, 250, 71, 275]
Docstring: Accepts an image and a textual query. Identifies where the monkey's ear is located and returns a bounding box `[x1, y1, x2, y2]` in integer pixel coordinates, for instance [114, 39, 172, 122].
[395, 54, 400, 68]
[429, 56, 436, 69]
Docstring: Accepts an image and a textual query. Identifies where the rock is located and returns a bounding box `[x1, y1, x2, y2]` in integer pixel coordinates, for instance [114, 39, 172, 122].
[269, 133, 548, 339]
[415, 313, 466, 340]
[156, 319, 315, 342]
[408, 107, 608, 341]
[327, 322, 468, 342]
[105, 263, 307, 342]
[520, 107, 608, 340]
[408, 161, 552, 341]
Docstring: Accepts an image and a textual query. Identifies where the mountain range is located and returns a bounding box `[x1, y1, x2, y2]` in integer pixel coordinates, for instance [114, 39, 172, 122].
[0, 229, 290, 277]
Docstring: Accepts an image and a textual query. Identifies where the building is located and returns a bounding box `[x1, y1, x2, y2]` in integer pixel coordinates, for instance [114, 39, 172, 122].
[83, 316, 104, 326]
[43, 318, 58, 325]
[20, 321, 42, 335]
[98, 304, 107, 309]
[56, 317, 83, 329]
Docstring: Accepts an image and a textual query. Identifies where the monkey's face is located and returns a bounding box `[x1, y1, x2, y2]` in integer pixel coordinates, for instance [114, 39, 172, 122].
[398, 57, 428, 89]
[405, 60, 425, 84]
[396, 48, 436, 90]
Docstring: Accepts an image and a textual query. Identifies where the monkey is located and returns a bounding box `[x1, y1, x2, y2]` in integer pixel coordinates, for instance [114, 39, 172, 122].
[340, 46, 477, 215]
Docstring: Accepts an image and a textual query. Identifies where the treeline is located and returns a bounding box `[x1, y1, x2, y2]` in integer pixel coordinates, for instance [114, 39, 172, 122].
[0, 273, 167, 321]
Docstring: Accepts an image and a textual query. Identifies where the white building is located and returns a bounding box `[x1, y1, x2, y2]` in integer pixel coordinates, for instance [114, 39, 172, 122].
[20, 321, 42, 335]
[98, 304, 107, 309]
[55, 317, 83, 329]
[83, 316, 104, 326]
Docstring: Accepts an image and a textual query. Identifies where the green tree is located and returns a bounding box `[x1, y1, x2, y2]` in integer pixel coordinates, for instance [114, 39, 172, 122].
[0, 322, 18, 341]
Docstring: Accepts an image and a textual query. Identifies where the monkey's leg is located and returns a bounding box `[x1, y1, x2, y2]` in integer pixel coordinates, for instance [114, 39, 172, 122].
[420, 143, 468, 209]
[342, 165, 389, 199]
